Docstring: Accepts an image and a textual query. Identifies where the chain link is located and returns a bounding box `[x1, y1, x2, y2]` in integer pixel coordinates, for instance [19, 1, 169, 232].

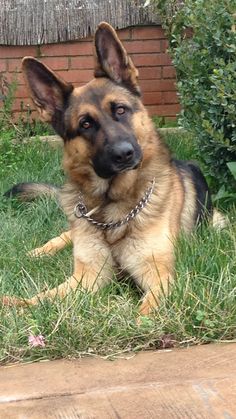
[74, 178, 155, 230]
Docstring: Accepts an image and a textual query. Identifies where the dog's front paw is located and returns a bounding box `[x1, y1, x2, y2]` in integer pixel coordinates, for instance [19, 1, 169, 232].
[27, 245, 54, 258]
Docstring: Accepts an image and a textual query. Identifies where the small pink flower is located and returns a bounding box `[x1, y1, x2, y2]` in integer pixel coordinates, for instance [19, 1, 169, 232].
[28, 334, 45, 348]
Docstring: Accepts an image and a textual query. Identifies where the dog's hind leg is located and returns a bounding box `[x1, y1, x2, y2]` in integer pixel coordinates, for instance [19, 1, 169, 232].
[28, 230, 72, 257]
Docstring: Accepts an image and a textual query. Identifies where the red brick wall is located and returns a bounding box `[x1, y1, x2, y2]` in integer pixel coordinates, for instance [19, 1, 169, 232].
[0, 25, 180, 121]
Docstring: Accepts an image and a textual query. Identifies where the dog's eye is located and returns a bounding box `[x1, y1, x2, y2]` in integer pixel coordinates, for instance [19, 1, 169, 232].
[116, 106, 126, 116]
[81, 120, 91, 129]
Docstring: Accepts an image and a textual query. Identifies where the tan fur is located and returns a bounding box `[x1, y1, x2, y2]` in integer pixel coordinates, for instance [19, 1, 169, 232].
[28, 231, 72, 257]
[2, 23, 206, 316]
[16, 118, 188, 314]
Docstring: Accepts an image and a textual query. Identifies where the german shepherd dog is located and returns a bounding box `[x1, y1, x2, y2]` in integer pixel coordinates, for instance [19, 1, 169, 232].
[3, 23, 214, 315]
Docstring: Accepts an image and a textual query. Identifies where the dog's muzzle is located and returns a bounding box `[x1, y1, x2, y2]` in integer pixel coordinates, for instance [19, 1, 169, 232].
[110, 141, 142, 172]
[93, 139, 142, 179]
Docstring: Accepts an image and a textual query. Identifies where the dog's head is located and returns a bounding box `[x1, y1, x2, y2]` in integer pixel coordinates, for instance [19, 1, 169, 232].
[22, 23, 148, 180]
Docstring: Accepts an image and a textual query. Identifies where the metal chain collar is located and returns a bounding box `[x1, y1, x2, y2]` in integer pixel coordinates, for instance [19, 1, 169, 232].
[73, 178, 156, 231]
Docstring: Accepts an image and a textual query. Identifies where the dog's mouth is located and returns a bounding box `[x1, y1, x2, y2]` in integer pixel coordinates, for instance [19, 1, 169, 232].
[93, 157, 142, 179]
[113, 159, 141, 174]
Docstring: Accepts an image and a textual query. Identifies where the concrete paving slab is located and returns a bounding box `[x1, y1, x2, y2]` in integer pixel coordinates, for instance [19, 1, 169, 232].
[0, 343, 236, 418]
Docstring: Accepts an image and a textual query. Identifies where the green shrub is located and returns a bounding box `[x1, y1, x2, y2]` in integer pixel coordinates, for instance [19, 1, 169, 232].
[154, 0, 236, 196]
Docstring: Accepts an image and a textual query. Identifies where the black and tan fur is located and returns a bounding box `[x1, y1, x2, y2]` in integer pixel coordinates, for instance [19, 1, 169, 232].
[3, 23, 213, 315]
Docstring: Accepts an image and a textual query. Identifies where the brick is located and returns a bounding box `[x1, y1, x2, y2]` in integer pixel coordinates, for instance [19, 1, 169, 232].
[161, 39, 169, 53]
[12, 98, 33, 112]
[0, 45, 37, 58]
[16, 72, 26, 85]
[138, 67, 162, 80]
[132, 26, 165, 40]
[40, 57, 69, 70]
[140, 79, 177, 92]
[8, 59, 24, 72]
[57, 69, 94, 83]
[3, 72, 25, 85]
[123, 40, 161, 54]
[70, 56, 94, 70]
[41, 41, 93, 57]
[132, 53, 172, 67]
[13, 72, 26, 85]
[162, 66, 176, 79]
[162, 91, 179, 104]
[15, 84, 30, 99]
[142, 91, 162, 105]
[146, 104, 181, 117]
[0, 61, 7, 72]
[117, 28, 131, 40]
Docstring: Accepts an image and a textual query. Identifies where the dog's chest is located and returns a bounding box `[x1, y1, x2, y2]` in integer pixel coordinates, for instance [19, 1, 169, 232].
[98, 201, 132, 245]
[104, 225, 129, 245]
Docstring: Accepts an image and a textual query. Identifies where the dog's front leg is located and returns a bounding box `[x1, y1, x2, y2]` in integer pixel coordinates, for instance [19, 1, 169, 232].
[28, 230, 72, 257]
[129, 252, 174, 317]
[138, 260, 174, 317]
[25, 229, 114, 305]
[26, 264, 110, 305]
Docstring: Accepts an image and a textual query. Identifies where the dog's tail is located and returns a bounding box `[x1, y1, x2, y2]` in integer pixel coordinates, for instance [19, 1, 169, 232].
[4, 182, 60, 201]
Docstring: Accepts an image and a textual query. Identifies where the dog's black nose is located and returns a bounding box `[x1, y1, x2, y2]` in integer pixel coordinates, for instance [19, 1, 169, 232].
[112, 142, 134, 164]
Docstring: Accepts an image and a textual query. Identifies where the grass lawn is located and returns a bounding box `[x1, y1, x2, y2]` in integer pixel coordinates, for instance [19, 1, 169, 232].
[0, 130, 235, 364]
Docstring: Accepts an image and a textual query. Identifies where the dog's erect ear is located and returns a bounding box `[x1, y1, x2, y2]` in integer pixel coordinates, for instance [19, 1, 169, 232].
[22, 57, 73, 125]
[94, 22, 140, 95]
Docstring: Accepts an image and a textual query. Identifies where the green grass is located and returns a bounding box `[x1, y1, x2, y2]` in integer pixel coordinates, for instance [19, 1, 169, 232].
[0, 131, 235, 364]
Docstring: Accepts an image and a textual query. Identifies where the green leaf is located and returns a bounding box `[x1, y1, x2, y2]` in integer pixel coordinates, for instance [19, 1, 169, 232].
[196, 310, 205, 322]
[227, 162, 236, 180]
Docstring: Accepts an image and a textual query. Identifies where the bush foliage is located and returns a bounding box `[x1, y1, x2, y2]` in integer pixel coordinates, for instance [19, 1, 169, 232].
[155, 0, 236, 195]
